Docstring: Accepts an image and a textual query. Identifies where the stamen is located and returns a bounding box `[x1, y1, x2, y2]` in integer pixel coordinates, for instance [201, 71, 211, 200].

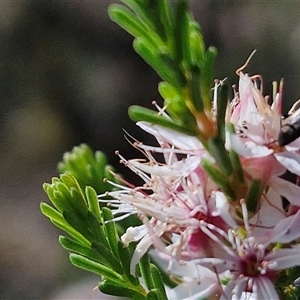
[213, 79, 219, 116]
[236, 49, 257, 75]
[152, 100, 170, 118]
[250, 74, 263, 93]
[232, 84, 238, 96]
[122, 129, 140, 144]
[140, 215, 170, 254]
[106, 212, 135, 222]
[278, 78, 284, 114]
[137, 143, 199, 155]
[103, 178, 133, 191]
[107, 169, 137, 189]
[125, 161, 152, 183]
[233, 231, 242, 250]
[212, 78, 228, 118]
[272, 81, 277, 106]
[227, 229, 237, 250]
[240, 199, 250, 233]
[199, 221, 236, 257]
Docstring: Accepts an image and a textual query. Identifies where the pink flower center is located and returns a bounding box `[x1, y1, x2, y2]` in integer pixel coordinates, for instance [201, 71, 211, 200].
[240, 254, 261, 277]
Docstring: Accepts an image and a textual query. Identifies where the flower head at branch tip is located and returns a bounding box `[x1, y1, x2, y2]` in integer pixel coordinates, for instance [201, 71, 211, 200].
[99, 48, 300, 299]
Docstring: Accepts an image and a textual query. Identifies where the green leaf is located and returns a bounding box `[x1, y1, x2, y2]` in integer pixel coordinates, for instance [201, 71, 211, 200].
[133, 37, 178, 86]
[85, 211, 104, 243]
[158, 53, 186, 87]
[63, 210, 95, 241]
[139, 253, 155, 290]
[128, 105, 195, 136]
[44, 175, 89, 217]
[85, 186, 102, 223]
[226, 123, 244, 182]
[70, 253, 123, 280]
[102, 207, 120, 259]
[108, 0, 216, 141]
[275, 267, 300, 299]
[139, 252, 168, 300]
[200, 46, 217, 110]
[40, 201, 62, 221]
[158, 82, 197, 128]
[89, 212, 111, 250]
[229, 149, 245, 183]
[69, 187, 89, 216]
[166, 95, 197, 128]
[60, 174, 88, 207]
[92, 242, 124, 274]
[43, 182, 70, 213]
[108, 4, 161, 48]
[216, 84, 228, 142]
[201, 158, 235, 200]
[246, 179, 261, 213]
[99, 279, 146, 300]
[149, 264, 168, 300]
[146, 290, 159, 300]
[208, 137, 233, 176]
[60, 173, 82, 188]
[121, 0, 171, 43]
[174, 0, 190, 64]
[118, 242, 139, 285]
[120, 0, 152, 26]
[189, 65, 203, 112]
[40, 202, 90, 245]
[59, 236, 108, 265]
[158, 81, 178, 100]
[156, 0, 174, 43]
[58, 144, 115, 194]
[189, 21, 205, 64]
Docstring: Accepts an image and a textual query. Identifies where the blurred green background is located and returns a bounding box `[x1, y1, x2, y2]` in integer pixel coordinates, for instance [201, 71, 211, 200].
[1, 1, 300, 299]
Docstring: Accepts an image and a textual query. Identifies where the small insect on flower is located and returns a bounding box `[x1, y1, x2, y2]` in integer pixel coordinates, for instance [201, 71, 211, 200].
[278, 99, 300, 146]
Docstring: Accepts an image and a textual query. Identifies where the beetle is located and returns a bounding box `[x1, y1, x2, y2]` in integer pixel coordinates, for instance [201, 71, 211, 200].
[278, 99, 300, 146]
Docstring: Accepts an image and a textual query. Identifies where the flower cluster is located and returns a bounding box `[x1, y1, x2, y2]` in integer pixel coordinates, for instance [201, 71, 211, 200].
[99, 72, 300, 299]
[39, 1, 300, 299]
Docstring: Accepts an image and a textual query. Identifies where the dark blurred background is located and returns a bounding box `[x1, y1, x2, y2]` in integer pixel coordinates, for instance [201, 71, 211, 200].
[1, 1, 300, 299]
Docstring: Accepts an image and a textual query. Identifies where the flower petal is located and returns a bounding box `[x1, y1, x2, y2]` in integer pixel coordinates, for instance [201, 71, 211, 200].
[168, 279, 219, 300]
[129, 155, 200, 177]
[254, 277, 279, 300]
[137, 121, 203, 151]
[269, 176, 300, 206]
[265, 245, 300, 270]
[249, 188, 285, 235]
[267, 210, 300, 243]
[210, 191, 236, 227]
[226, 132, 273, 157]
[274, 151, 300, 176]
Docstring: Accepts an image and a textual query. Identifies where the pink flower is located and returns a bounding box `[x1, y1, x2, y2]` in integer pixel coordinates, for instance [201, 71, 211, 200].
[99, 129, 234, 274]
[156, 254, 224, 300]
[228, 72, 300, 179]
[99, 71, 300, 299]
[195, 206, 300, 299]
